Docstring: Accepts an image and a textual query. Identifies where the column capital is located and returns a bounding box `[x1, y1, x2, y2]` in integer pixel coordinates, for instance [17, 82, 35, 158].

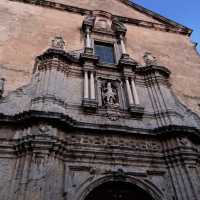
[82, 15, 95, 33]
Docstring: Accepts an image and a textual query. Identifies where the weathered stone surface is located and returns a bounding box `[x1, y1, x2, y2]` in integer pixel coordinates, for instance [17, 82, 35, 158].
[0, 1, 200, 200]
[0, 0, 199, 115]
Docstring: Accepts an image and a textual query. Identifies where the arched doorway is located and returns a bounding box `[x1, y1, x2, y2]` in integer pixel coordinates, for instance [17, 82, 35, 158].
[84, 181, 155, 200]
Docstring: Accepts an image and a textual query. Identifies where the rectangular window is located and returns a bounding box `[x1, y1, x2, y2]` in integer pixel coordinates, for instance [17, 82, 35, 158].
[94, 42, 115, 64]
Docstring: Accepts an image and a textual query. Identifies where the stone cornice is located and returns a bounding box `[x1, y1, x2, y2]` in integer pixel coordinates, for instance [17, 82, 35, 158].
[9, 0, 191, 36]
[136, 65, 171, 78]
[0, 111, 200, 140]
[120, 0, 192, 35]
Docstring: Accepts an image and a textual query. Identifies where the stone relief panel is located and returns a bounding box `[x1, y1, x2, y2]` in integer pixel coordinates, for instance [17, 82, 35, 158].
[64, 133, 162, 152]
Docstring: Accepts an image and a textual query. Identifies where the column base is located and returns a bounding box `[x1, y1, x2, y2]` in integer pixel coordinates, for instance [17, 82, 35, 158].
[84, 47, 93, 55]
[129, 104, 144, 117]
[82, 99, 98, 111]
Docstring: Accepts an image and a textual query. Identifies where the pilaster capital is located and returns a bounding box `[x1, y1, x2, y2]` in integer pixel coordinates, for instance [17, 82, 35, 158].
[111, 18, 127, 37]
[82, 15, 96, 32]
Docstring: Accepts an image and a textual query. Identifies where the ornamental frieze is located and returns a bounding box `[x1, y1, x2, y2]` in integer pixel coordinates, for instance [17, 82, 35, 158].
[65, 134, 162, 152]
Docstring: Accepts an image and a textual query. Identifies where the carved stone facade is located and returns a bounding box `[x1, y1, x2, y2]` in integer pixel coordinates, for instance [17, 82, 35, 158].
[0, 1, 200, 200]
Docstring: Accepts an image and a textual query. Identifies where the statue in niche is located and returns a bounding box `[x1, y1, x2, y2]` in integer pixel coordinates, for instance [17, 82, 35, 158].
[51, 36, 65, 50]
[102, 81, 119, 108]
[143, 52, 157, 66]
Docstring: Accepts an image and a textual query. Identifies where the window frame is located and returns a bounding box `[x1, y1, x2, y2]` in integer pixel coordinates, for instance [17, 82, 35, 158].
[93, 40, 117, 65]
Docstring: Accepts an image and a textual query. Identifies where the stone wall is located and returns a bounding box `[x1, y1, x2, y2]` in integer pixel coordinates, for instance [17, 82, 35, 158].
[0, 0, 199, 116]
[0, 125, 199, 200]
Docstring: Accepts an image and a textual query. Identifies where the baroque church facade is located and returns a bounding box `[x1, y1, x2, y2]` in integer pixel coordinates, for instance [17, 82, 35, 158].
[0, 0, 200, 199]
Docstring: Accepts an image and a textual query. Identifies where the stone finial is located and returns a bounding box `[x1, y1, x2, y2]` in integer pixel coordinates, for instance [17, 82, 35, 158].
[0, 78, 5, 97]
[143, 52, 157, 66]
[51, 36, 65, 50]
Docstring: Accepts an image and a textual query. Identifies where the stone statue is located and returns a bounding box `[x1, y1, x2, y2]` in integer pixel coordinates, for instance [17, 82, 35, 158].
[102, 81, 119, 108]
[143, 52, 157, 66]
[51, 36, 65, 50]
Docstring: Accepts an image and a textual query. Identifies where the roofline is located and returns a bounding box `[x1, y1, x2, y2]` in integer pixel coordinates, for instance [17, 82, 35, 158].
[9, 0, 192, 36]
[121, 0, 192, 35]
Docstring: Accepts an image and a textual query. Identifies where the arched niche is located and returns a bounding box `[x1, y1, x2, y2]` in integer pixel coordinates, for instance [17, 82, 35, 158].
[77, 175, 164, 200]
[84, 181, 155, 200]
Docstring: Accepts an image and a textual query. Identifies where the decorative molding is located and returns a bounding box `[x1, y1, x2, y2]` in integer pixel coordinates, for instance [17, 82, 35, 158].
[82, 99, 98, 111]
[136, 65, 171, 78]
[9, 0, 192, 35]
